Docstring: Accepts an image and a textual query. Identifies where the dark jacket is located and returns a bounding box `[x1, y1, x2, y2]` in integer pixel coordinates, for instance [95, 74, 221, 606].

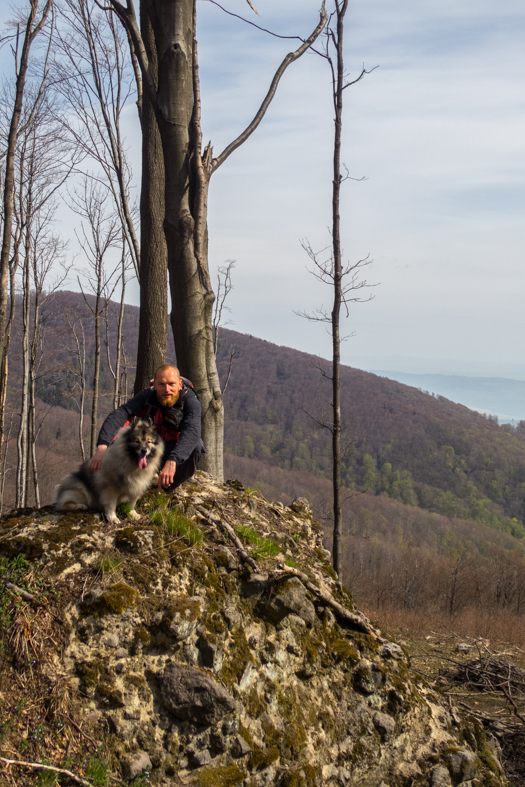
[97, 384, 203, 465]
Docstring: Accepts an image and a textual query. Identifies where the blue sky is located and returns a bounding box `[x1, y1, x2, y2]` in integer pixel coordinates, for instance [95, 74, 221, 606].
[2, 0, 524, 377]
[189, 0, 525, 377]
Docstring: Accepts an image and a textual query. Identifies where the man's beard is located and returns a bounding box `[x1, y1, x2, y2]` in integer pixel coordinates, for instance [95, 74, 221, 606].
[158, 391, 179, 407]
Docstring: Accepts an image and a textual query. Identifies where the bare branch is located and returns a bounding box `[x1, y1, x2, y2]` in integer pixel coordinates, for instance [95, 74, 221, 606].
[212, 4, 327, 172]
[202, 0, 305, 41]
[342, 63, 379, 90]
[106, 0, 158, 111]
[213, 260, 235, 354]
[0, 758, 93, 787]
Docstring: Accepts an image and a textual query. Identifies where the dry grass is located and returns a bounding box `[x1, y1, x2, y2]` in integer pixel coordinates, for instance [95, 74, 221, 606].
[359, 601, 525, 651]
[357, 600, 525, 787]
[0, 559, 118, 786]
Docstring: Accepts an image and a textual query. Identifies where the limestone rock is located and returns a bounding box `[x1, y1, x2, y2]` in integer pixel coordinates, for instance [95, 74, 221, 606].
[232, 734, 252, 758]
[0, 472, 508, 787]
[160, 662, 236, 726]
[256, 577, 316, 626]
[241, 574, 269, 608]
[290, 497, 312, 515]
[354, 659, 385, 695]
[372, 711, 395, 740]
[161, 596, 203, 641]
[379, 642, 405, 660]
[431, 765, 453, 787]
[124, 751, 152, 779]
[445, 749, 479, 783]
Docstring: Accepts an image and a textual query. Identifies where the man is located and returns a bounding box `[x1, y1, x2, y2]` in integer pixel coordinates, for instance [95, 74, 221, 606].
[91, 364, 204, 489]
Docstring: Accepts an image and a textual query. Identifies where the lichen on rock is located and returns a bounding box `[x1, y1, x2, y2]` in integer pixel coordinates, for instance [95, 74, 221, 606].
[0, 472, 508, 787]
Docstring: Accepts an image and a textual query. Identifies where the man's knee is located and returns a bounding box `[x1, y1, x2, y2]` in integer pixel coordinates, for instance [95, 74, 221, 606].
[170, 443, 203, 489]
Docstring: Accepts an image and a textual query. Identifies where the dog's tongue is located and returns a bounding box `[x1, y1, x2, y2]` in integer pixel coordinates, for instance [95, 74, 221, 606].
[139, 456, 148, 470]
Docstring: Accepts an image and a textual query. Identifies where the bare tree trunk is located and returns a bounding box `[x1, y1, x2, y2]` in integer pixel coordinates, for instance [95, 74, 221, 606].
[69, 319, 87, 461]
[29, 380, 40, 508]
[0, 262, 18, 478]
[295, 4, 374, 582]
[115, 257, 126, 406]
[105, 240, 128, 408]
[16, 232, 32, 508]
[110, 0, 326, 478]
[139, 0, 223, 476]
[0, 413, 15, 514]
[28, 286, 44, 508]
[330, 0, 348, 581]
[134, 0, 168, 393]
[0, 0, 52, 447]
[90, 289, 102, 457]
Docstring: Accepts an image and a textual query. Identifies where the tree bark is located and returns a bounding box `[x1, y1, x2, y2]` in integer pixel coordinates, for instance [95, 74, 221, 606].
[90, 289, 102, 458]
[331, 0, 348, 581]
[134, 1, 168, 393]
[111, 0, 326, 479]
[0, 0, 52, 456]
[142, 0, 223, 477]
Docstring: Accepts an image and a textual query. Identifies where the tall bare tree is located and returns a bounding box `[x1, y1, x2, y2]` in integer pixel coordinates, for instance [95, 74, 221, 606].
[67, 317, 88, 461]
[69, 179, 121, 456]
[55, 0, 171, 393]
[54, 0, 139, 276]
[133, 0, 168, 392]
[0, 0, 53, 470]
[106, 0, 327, 479]
[297, 1, 375, 581]
[13, 101, 70, 507]
[105, 232, 133, 408]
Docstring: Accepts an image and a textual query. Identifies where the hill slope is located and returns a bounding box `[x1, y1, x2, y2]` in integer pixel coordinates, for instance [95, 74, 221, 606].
[6, 290, 525, 536]
[215, 329, 525, 536]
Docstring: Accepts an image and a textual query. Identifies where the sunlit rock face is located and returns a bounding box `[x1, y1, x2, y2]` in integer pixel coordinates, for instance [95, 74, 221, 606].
[0, 473, 506, 787]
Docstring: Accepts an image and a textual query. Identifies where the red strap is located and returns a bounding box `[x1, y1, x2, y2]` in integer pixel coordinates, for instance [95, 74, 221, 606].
[108, 400, 181, 447]
[109, 418, 132, 445]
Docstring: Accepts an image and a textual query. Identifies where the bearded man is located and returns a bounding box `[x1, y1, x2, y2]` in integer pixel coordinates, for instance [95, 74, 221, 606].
[90, 363, 204, 490]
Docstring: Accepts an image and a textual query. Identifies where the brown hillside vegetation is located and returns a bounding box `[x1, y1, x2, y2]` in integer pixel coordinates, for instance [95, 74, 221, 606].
[224, 456, 525, 648]
[7, 290, 525, 537]
[215, 329, 525, 537]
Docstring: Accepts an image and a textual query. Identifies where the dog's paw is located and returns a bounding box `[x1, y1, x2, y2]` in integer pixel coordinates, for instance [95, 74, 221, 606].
[128, 510, 141, 521]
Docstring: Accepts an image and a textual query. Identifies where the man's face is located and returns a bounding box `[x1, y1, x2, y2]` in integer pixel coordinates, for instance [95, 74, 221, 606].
[153, 367, 182, 407]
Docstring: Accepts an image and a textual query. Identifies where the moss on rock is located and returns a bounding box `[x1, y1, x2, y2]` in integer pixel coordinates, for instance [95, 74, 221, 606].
[193, 765, 244, 786]
[80, 581, 138, 616]
[249, 744, 279, 770]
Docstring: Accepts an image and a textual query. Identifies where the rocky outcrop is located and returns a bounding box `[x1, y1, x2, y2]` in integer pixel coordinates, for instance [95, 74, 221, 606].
[0, 473, 507, 786]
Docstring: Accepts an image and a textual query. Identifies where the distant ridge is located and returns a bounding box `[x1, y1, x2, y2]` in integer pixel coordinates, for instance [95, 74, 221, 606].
[372, 370, 525, 423]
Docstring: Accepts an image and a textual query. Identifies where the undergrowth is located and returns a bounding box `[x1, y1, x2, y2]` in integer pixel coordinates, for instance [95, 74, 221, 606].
[234, 524, 280, 559]
[142, 491, 204, 546]
[0, 554, 34, 628]
[0, 556, 126, 787]
[95, 555, 123, 576]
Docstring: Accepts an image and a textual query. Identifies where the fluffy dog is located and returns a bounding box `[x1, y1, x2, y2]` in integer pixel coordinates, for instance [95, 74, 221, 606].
[53, 420, 164, 523]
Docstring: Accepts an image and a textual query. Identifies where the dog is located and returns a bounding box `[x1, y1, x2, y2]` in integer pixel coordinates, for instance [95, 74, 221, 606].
[53, 420, 164, 523]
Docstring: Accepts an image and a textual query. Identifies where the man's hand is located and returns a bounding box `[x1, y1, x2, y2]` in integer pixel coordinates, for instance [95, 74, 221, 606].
[158, 460, 177, 489]
[90, 445, 108, 473]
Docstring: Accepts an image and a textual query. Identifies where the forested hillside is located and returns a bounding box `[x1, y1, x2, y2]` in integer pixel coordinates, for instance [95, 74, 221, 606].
[5, 291, 525, 540]
[215, 329, 525, 536]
